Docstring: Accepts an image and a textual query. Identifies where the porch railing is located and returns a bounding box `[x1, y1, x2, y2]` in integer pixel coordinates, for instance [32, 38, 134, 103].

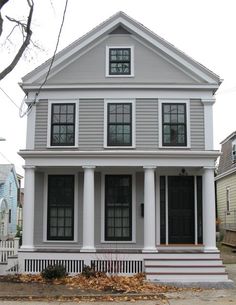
[0, 238, 20, 263]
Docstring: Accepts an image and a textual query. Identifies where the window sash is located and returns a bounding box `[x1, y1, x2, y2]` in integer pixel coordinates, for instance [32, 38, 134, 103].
[109, 48, 131, 75]
[105, 175, 132, 241]
[107, 103, 132, 146]
[162, 103, 187, 146]
[47, 175, 74, 240]
[51, 103, 75, 146]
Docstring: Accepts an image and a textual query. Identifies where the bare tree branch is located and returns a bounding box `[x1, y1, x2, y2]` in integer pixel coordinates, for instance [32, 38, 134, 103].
[0, 0, 34, 80]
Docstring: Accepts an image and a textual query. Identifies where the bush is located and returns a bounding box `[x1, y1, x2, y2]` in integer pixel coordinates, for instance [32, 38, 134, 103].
[41, 264, 67, 280]
[82, 264, 96, 278]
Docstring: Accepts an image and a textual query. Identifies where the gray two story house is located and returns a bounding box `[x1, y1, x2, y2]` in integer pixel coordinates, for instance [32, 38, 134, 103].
[19, 12, 229, 283]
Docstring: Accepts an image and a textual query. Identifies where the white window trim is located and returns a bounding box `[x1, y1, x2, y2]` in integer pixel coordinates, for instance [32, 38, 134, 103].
[43, 172, 78, 243]
[104, 99, 136, 149]
[105, 46, 134, 77]
[158, 99, 191, 149]
[47, 99, 79, 148]
[100, 172, 136, 244]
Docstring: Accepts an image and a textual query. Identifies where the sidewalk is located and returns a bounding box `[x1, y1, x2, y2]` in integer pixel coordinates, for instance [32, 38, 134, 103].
[0, 264, 235, 303]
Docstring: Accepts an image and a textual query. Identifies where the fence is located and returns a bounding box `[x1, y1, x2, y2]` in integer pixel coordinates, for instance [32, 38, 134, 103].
[224, 209, 236, 231]
[0, 238, 20, 263]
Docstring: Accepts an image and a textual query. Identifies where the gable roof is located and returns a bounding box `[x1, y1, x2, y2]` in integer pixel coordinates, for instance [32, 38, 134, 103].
[0, 164, 19, 187]
[21, 11, 221, 90]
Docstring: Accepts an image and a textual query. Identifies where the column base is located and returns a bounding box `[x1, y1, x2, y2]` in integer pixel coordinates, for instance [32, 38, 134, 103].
[203, 247, 219, 253]
[19, 246, 35, 252]
[142, 248, 158, 253]
[80, 247, 96, 253]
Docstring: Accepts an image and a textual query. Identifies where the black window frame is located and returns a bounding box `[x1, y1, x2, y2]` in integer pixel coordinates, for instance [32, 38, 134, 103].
[107, 103, 132, 147]
[162, 103, 187, 147]
[50, 103, 75, 146]
[109, 48, 131, 75]
[105, 175, 132, 241]
[47, 175, 74, 241]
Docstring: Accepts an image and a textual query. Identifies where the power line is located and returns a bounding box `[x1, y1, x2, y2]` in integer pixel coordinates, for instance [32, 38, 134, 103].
[21, 0, 69, 117]
[0, 87, 21, 110]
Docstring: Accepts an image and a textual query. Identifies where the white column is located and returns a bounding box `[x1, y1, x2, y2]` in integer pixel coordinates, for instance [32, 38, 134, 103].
[143, 166, 157, 252]
[21, 165, 35, 250]
[203, 167, 218, 252]
[201, 98, 215, 150]
[81, 166, 96, 252]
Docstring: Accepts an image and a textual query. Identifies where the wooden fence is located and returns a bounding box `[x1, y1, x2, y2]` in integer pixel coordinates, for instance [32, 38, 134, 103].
[0, 238, 20, 263]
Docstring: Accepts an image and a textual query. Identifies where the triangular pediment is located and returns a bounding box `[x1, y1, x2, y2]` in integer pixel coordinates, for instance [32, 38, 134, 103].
[21, 12, 220, 89]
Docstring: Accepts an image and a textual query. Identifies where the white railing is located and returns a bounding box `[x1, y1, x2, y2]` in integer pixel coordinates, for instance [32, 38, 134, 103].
[0, 238, 20, 263]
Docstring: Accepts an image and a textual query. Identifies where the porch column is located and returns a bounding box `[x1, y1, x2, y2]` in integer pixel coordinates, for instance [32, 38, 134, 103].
[143, 166, 157, 252]
[81, 166, 96, 252]
[203, 167, 218, 252]
[21, 165, 35, 250]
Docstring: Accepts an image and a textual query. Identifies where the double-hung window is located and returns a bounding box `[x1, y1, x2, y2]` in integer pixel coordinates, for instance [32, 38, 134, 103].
[50, 103, 75, 146]
[162, 103, 187, 146]
[47, 175, 74, 240]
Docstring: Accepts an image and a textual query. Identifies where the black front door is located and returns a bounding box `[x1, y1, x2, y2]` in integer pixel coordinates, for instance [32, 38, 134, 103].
[168, 176, 194, 244]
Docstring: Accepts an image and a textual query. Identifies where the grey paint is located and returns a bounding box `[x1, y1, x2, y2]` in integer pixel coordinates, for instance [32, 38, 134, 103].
[218, 136, 236, 175]
[136, 99, 158, 150]
[34, 99, 205, 151]
[190, 99, 205, 150]
[35, 101, 48, 149]
[79, 99, 104, 150]
[47, 35, 200, 85]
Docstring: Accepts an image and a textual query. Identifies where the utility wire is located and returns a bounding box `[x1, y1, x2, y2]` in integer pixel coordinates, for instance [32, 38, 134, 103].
[0, 87, 21, 110]
[20, 0, 69, 117]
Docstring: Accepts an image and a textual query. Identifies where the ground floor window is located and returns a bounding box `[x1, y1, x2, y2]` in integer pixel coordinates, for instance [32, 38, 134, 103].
[47, 175, 74, 240]
[105, 175, 132, 241]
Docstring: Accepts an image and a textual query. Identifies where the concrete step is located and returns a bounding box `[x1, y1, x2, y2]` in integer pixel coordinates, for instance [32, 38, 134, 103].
[145, 252, 221, 259]
[145, 265, 226, 273]
[146, 272, 229, 282]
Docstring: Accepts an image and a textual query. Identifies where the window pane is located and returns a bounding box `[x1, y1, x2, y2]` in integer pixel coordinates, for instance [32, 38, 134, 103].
[53, 105, 60, 113]
[164, 114, 170, 123]
[164, 134, 170, 143]
[117, 125, 123, 134]
[171, 105, 177, 113]
[171, 114, 177, 123]
[53, 115, 60, 123]
[60, 105, 67, 113]
[178, 114, 185, 123]
[124, 134, 130, 144]
[178, 105, 185, 113]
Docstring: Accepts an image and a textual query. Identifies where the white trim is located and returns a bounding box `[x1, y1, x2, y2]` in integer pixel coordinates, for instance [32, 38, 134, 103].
[105, 46, 134, 77]
[47, 100, 79, 148]
[165, 176, 168, 245]
[158, 99, 191, 149]
[100, 171, 136, 244]
[43, 172, 78, 243]
[103, 99, 136, 149]
[194, 176, 198, 245]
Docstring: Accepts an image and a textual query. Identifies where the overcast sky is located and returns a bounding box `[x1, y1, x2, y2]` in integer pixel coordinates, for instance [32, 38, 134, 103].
[0, 0, 236, 176]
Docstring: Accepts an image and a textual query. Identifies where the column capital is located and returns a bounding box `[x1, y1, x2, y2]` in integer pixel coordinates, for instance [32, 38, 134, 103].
[203, 166, 215, 171]
[82, 165, 96, 169]
[143, 165, 157, 170]
[201, 98, 215, 105]
[23, 165, 36, 170]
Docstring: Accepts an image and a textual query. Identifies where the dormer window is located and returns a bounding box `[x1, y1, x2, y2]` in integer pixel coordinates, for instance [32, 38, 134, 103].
[232, 139, 236, 162]
[106, 46, 134, 77]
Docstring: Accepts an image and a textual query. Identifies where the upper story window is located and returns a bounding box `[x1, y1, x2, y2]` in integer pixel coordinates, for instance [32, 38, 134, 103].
[162, 103, 187, 147]
[106, 46, 134, 77]
[47, 101, 78, 148]
[104, 99, 135, 148]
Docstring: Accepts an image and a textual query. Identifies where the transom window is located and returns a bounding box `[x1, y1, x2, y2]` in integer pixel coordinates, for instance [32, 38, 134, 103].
[107, 103, 132, 146]
[51, 103, 75, 146]
[105, 175, 132, 241]
[47, 175, 74, 240]
[109, 48, 131, 75]
[162, 103, 187, 146]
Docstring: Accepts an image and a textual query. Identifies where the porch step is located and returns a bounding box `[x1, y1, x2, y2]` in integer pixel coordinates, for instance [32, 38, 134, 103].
[144, 253, 229, 283]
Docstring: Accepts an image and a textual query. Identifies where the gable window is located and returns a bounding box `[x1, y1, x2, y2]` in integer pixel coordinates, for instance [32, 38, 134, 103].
[162, 103, 187, 146]
[109, 48, 131, 75]
[51, 103, 75, 146]
[105, 175, 132, 241]
[107, 103, 132, 146]
[47, 175, 74, 240]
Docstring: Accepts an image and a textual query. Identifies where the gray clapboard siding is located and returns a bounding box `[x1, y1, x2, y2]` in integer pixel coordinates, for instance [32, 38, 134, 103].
[190, 99, 205, 150]
[136, 99, 158, 150]
[79, 99, 104, 150]
[35, 101, 48, 149]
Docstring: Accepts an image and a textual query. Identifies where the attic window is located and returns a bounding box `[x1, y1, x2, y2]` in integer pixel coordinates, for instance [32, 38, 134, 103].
[106, 46, 134, 77]
[232, 140, 236, 162]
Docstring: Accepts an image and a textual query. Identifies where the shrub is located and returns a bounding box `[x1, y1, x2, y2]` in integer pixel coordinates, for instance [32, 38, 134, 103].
[41, 264, 67, 280]
[82, 264, 96, 278]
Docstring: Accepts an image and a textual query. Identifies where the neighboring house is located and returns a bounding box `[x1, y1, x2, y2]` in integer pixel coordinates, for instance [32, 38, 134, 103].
[18, 12, 230, 284]
[0, 164, 20, 239]
[216, 131, 236, 235]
